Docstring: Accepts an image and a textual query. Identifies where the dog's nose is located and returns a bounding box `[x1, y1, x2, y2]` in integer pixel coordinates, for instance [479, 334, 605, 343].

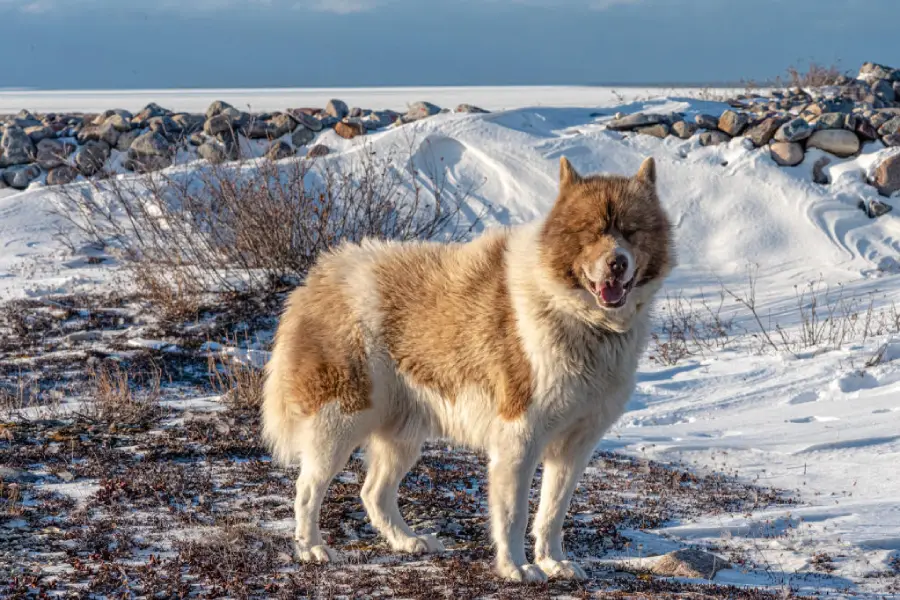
[609, 253, 628, 278]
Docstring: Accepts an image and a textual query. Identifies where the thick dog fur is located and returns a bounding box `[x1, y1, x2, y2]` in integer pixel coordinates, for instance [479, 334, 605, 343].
[262, 156, 675, 582]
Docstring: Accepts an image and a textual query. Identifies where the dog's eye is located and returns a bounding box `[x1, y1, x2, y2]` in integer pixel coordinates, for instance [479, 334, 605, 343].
[621, 228, 638, 240]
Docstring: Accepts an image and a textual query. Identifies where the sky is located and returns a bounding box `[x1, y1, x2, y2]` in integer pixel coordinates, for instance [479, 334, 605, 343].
[1, 0, 898, 90]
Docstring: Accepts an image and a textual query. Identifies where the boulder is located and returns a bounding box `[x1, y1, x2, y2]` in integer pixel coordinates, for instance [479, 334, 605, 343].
[35, 138, 74, 169]
[608, 113, 664, 131]
[171, 113, 205, 134]
[269, 113, 296, 138]
[286, 109, 324, 132]
[870, 151, 900, 196]
[115, 129, 142, 152]
[858, 62, 900, 85]
[0, 126, 36, 166]
[205, 101, 235, 120]
[671, 121, 698, 139]
[130, 131, 172, 158]
[775, 118, 812, 143]
[265, 140, 294, 161]
[24, 125, 55, 143]
[306, 144, 330, 158]
[699, 131, 730, 146]
[456, 103, 489, 114]
[744, 117, 785, 147]
[74, 140, 110, 175]
[884, 134, 900, 147]
[404, 101, 441, 122]
[878, 117, 900, 137]
[770, 142, 804, 166]
[204, 113, 235, 136]
[636, 123, 670, 138]
[135, 102, 170, 122]
[334, 121, 366, 139]
[718, 110, 749, 136]
[814, 113, 846, 130]
[806, 129, 860, 158]
[3, 164, 41, 189]
[124, 154, 172, 173]
[694, 114, 720, 129]
[46, 165, 79, 186]
[651, 549, 730, 580]
[198, 141, 229, 164]
[856, 119, 880, 141]
[812, 156, 831, 185]
[325, 99, 349, 120]
[291, 126, 315, 147]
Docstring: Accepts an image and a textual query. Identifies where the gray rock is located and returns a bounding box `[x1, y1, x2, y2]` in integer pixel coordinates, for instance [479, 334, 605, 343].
[860, 198, 893, 218]
[171, 113, 205, 134]
[871, 151, 900, 196]
[270, 113, 296, 138]
[873, 79, 896, 105]
[770, 142, 804, 166]
[74, 140, 110, 175]
[456, 103, 489, 114]
[205, 101, 234, 120]
[858, 62, 900, 85]
[265, 140, 294, 161]
[884, 134, 900, 147]
[405, 101, 441, 121]
[325, 99, 349, 120]
[204, 113, 235, 136]
[130, 131, 172, 157]
[36, 138, 74, 169]
[188, 132, 205, 146]
[349, 107, 363, 118]
[671, 121, 698, 139]
[871, 111, 895, 130]
[856, 119, 880, 141]
[878, 117, 900, 137]
[115, 129, 142, 152]
[744, 117, 785, 147]
[46, 165, 79, 186]
[0, 467, 39, 483]
[608, 113, 664, 131]
[306, 144, 330, 158]
[124, 153, 172, 173]
[24, 125, 55, 143]
[135, 102, 170, 122]
[774, 118, 813, 143]
[363, 111, 398, 130]
[814, 113, 846, 130]
[699, 131, 731, 146]
[806, 129, 860, 158]
[651, 549, 730, 580]
[291, 126, 315, 147]
[694, 114, 720, 129]
[286, 109, 324, 132]
[0, 126, 36, 166]
[243, 119, 275, 140]
[198, 141, 228, 164]
[106, 114, 134, 132]
[3, 164, 41, 189]
[636, 123, 670, 138]
[812, 156, 831, 185]
[718, 110, 749, 136]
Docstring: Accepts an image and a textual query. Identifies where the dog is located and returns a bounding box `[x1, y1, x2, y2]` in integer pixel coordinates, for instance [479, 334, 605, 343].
[261, 156, 674, 582]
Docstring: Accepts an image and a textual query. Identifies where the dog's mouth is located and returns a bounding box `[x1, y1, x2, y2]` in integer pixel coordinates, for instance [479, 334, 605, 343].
[588, 276, 635, 309]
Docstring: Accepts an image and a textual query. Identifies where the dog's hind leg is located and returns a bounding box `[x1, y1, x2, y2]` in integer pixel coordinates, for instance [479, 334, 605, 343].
[293, 422, 359, 564]
[361, 433, 445, 554]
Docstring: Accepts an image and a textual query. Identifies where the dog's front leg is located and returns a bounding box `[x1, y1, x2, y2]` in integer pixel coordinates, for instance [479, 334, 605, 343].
[531, 429, 601, 580]
[488, 442, 545, 583]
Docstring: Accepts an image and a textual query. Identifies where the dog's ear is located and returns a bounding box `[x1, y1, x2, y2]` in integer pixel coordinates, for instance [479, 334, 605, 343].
[635, 157, 656, 185]
[560, 156, 581, 188]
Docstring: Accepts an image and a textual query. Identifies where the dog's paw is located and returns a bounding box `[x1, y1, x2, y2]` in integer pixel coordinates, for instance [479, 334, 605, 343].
[392, 534, 446, 554]
[295, 541, 342, 564]
[497, 562, 548, 583]
[536, 558, 587, 580]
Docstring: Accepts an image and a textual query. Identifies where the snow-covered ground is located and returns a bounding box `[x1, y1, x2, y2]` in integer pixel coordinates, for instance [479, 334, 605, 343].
[4, 87, 900, 597]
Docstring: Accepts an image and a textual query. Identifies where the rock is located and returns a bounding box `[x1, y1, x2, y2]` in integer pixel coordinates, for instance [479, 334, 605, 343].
[774, 118, 813, 143]
[46, 165, 79, 186]
[334, 121, 366, 139]
[694, 114, 720, 129]
[130, 131, 172, 157]
[878, 117, 900, 137]
[198, 141, 229, 164]
[115, 129, 142, 152]
[873, 79, 896, 105]
[699, 131, 731, 146]
[349, 107, 363, 118]
[671, 121, 698, 139]
[456, 103, 489, 114]
[770, 142, 804, 166]
[306, 144, 330, 158]
[363, 111, 398, 130]
[135, 102, 170, 122]
[24, 125, 55, 143]
[405, 101, 441, 122]
[871, 152, 900, 196]
[243, 119, 275, 140]
[206, 101, 234, 120]
[884, 134, 900, 147]
[270, 113, 296, 137]
[812, 156, 831, 185]
[291, 126, 315, 147]
[171, 113, 205, 134]
[325, 99, 349, 120]
[0, 467, 39, 483]
[718, 110, 749, 136]
[651, 549, 730, 580]
[204, 113, 235, 136]
[806, 129, 860, 158]
[125, 154, 172, 173]
[636, 123, 670, 138]
[3, 164, 41, 189]
[0, 126, 36, 166]
[74, 140, 110, 175]
[856, 119, 879, 141]
[106, 113, 133, 133]
[744, 117, 785, 147]
[96, 121, 121, 146]
[188, 132, 205, 146]
[286, 109, 324, 132]
[265, 140, 294, 161]
[35, 138, 74, 169]
[608, 113, 664, 131]
[859, 198, 893, 218]
[858, 62, 900, 85]
[814, 113, 846, 130]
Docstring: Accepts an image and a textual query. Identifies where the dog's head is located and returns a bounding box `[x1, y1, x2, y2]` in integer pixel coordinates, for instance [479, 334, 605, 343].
[539, 156, 675, 332]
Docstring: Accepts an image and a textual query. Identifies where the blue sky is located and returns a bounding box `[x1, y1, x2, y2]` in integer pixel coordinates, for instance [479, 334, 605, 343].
[2, 0, 897, 89]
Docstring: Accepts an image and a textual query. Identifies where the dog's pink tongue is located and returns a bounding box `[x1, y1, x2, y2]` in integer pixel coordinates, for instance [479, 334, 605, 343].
[600, 281, 624, 304]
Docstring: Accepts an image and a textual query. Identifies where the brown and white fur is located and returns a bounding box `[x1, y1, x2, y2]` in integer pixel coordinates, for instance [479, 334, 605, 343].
[262, 156, 675, 582]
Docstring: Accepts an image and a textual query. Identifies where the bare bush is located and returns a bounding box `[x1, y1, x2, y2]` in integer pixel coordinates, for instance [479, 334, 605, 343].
[650, 290, 735, 365]
[81, 361, 163, 424]
[207, 334, 265, 409]
[54, 135, 484, 319]
[778, 62, 849, 88]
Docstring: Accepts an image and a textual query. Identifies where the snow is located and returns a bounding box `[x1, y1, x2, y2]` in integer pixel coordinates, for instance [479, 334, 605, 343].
[4, 87, 900, 595]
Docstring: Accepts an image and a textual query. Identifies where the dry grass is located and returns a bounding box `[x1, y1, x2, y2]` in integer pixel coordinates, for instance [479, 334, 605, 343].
[777, 61, 849, 88]
[81, 360, 163, 425]
[207, 334, 265, 409]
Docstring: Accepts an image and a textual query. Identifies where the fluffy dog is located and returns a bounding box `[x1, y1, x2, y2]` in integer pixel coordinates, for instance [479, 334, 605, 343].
[262, 156, 674, 582]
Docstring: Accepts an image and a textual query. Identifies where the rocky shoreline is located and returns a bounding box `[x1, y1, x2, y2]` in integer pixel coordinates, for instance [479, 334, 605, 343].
[0, 61, 898, 204]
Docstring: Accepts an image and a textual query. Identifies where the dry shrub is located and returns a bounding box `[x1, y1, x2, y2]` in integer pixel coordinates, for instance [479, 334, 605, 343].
[778, 61, 849, 88]
[55, 135, 483, 320]
[650, 290, 734, 366]
[82, 360, 163, 424]
[207, 335, 264, 409]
